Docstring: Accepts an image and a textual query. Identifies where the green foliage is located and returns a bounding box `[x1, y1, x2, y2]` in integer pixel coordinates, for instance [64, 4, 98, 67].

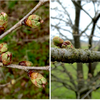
[8, 0, 18, 10]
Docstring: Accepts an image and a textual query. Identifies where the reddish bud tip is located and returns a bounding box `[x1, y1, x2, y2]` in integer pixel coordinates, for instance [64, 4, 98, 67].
[19, 61, 33, 66]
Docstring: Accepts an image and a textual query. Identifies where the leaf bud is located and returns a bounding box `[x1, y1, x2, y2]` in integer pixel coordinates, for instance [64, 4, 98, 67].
[24, 15, 43, 28]
[0, 51, 12, 65]
[18, 61, 33, 66]
[0, 12, 8, 34]
[28, 70, 47, 88]
[53, 36, 64, 47]
[0, 42, 8, 54]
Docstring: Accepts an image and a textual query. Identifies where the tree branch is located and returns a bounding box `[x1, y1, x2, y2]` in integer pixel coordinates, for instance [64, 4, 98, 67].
[82, 84, 100, 99]
[51, 74, 76, 91]
[6, 64, 50, 71]
[72, 0, 93, 19]
[51, 47, 100, 63]
[0, 63, 49, 71]
[61, 63, 76, 88]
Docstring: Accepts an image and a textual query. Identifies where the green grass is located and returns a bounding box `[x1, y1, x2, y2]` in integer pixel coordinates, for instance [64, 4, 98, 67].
[51, 84, 76, 99]
[51, 62, 100, 99]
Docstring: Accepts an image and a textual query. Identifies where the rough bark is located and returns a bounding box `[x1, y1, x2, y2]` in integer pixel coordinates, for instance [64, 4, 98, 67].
[51, 47, 100, 63]
[72, 1, 86, 98]
[88, 13, 100, 80]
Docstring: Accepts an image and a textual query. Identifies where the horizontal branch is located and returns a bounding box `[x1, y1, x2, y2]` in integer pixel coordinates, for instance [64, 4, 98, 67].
[6, 64, 50, 71]
[51, 47, 100, 63]
[0, 63, 49, 71]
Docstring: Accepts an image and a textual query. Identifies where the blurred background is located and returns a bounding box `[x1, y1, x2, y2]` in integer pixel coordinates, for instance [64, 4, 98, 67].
[0, 0, 49, 99]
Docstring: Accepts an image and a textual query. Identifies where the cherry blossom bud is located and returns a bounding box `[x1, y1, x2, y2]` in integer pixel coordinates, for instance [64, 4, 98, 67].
[61, 40, 74, 49]
[0, 51, 12, 65]
[28, 70, 47, 88]
[0, 42, 8, 54]
[64, 40, 74, 49]
[24, 15, 43, 28]
[0, 12, 8, 34]
[19, 61, 33, 66]
[53, 36, 64, 47]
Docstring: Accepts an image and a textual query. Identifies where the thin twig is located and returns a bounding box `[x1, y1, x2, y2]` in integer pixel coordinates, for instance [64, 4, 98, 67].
[81, 84, 100, 99]
[0, 74, 26, 88]
[0, 0, 49, 40]
[72, 0, 93, 19]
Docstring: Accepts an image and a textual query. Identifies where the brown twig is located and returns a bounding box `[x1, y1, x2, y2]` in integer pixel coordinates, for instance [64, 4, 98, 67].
[6, 64, 50, 71]
[0, 62, 49, 71]
[0, 74, 26, 88]
[0, 0, 49, 40]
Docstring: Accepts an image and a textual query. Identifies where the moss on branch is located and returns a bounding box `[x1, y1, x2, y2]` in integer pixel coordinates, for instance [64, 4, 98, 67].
[51, 47, 100, 63]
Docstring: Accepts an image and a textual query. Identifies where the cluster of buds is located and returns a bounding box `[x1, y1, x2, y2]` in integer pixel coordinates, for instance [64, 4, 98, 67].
[0, 12, 8, 35]
[0, 51, 12, 66]
[0, 42, 12, 65]
[0, 12, 47, 88]
[23, 15, 43, 28]
[53, 36, 74, 49]
[19, 61, 47, 88]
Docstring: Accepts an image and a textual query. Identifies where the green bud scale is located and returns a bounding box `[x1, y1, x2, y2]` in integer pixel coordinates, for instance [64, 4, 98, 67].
[64, 40, 74, 49]
[61, 40, 74, 49]
[0, 51, 12, 65]
[0, 12, 8, 34]
[19, 61, 33, 66]
[0, 42, 8, 54]
[24, 15, 43, 28]
[53, 36, 64, 47]
[28, 70, 47, 88]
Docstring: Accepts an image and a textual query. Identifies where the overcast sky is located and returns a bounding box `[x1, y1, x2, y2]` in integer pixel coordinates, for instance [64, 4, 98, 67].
[50, 0, 100, 42]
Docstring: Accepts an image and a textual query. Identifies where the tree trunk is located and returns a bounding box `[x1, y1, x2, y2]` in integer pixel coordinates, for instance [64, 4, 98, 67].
[72, 0, 91, 98]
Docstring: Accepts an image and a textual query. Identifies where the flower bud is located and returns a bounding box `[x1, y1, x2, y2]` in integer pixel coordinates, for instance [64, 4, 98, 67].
[64, 40, 74, 49]
[61, 42, 67, 48]
[0, 42, 8, 54]
[53, 36, 64, 47]
[0, 12, 8, 34]
[61, 40, 74, 48]
[28, 70, 47, 88]
[0, 51, 12, 65]
[19, 61, 33, 66]
[24, 15, 43, 28]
